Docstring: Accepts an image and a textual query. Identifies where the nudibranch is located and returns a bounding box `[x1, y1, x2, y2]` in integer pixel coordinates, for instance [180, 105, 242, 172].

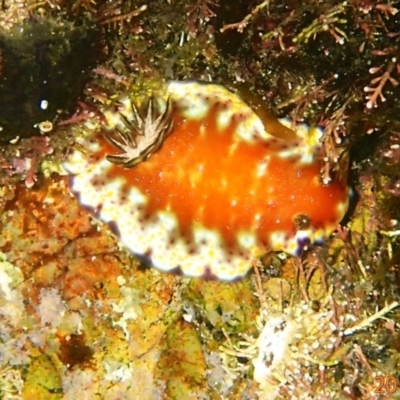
[63, 81, 349, 281]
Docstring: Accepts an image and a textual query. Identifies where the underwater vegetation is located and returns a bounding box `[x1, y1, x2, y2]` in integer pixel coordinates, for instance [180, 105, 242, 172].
[0, 0, 400, 399]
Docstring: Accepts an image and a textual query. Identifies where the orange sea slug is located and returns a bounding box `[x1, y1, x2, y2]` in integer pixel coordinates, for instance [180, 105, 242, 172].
[64, 81, 349, 280]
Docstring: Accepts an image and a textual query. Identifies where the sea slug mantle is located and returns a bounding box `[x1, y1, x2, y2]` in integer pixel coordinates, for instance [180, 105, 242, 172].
[63, 81, 349, 280]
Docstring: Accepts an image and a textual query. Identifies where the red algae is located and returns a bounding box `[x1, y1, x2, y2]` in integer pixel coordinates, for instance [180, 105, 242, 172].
[2, 1, 400, 399]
